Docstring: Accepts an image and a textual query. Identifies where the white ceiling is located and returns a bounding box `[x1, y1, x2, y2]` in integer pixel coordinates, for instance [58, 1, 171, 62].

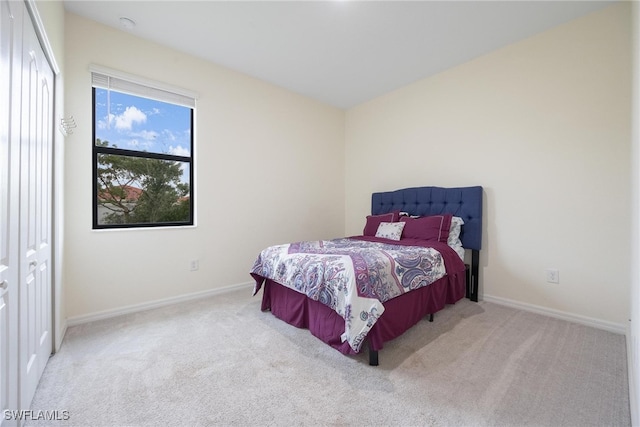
[63, 0, 616, 109]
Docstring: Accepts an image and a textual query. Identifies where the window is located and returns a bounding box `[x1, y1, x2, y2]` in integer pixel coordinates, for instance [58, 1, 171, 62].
[91, 66, 196, 229]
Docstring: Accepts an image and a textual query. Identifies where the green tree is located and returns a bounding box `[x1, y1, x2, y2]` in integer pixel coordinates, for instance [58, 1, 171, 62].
[97, 139, 190, 224]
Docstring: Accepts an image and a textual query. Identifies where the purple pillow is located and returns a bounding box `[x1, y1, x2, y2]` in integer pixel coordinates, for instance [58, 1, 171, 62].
[399, 214, 452, 242]
[363, 211, 400, 236]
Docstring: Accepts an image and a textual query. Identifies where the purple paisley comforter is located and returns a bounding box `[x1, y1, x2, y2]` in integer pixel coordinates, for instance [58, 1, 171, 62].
[250, 236, 464, 352]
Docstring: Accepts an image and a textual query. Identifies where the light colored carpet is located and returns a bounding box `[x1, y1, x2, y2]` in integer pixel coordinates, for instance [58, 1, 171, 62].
[28, 288, 630, 426]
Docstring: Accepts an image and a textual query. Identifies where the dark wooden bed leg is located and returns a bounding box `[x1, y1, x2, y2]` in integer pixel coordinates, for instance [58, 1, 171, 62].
[470, 249, 479, 302]
[465, 263, 471, 298]
[428, 313, 434, 322]
[369, 347, 379, 366]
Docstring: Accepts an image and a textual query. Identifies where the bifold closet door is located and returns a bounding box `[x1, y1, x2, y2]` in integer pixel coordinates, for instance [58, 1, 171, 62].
[18, 0, 53, 412]
[0, 0, 22, 425]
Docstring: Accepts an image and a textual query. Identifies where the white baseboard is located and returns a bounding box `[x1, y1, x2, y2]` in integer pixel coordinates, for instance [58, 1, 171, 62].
[482, 294, 626, 335]
[66, 281, 254, 327]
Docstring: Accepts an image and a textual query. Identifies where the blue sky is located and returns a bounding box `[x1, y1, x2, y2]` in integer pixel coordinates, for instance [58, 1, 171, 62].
[94, 89, 192, 157]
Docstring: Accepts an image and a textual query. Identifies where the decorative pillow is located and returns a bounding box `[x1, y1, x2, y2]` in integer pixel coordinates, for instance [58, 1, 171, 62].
[448, 216, 465, 247]
[375, 221, 405, 241]
[448, 216, 465, 260]
[363, 211, 400, 236]
[400, 214, 452, 242]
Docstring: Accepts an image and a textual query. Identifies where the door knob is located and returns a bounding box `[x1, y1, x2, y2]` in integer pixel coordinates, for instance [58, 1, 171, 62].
[29, 261, 37, 268]
[0, 281, 7, 290]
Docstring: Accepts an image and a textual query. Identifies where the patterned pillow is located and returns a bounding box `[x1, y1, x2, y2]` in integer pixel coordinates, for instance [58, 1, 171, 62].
[375, 221, 405, 241]
[448, 216, 464, 247]
[446, 216, 464, 260]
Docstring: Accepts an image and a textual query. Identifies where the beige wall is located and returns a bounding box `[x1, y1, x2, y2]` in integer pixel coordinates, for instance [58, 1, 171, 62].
[630, 1, 639, 423]
[345, 3, 631, 325]
[63, 13, 345, 319]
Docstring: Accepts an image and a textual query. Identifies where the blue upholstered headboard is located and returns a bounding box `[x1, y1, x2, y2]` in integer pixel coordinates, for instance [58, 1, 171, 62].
[371, 186, 483, 251]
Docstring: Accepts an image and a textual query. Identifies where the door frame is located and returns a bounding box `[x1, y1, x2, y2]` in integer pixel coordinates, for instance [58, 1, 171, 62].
[23, 0, 63, 353]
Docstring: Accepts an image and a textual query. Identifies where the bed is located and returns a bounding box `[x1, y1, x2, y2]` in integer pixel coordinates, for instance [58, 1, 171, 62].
[250, 186, 483, 365]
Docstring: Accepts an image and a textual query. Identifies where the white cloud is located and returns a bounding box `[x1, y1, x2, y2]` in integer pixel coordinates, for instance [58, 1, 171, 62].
[112, 106, 146, 130]
[169, 145, 190, 157]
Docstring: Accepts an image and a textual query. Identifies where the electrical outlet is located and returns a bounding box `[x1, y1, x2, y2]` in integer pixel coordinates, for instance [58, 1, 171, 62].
[190, 260, 199, 271]
[546, 268, 559, 284]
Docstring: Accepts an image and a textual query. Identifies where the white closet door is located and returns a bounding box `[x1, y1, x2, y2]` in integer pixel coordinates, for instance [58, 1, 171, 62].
[0, 1, 21, 425]
[18, 0, 53, 410]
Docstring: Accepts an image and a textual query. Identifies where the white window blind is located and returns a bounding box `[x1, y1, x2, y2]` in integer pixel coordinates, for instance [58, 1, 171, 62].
[90, 64, 197, 108]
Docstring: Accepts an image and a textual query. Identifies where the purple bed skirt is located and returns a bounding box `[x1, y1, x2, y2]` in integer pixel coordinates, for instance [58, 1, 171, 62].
[259, 269, 466, 355]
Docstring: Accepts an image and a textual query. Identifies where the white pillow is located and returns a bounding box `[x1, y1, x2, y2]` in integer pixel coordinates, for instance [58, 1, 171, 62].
[448, 216, 465, 260]
[375, 221, 405, 241]
[448, 216, 464, 246]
